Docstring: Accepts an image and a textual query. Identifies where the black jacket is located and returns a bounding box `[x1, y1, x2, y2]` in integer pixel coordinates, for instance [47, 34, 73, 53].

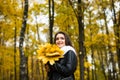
[48, 50, 77, 80]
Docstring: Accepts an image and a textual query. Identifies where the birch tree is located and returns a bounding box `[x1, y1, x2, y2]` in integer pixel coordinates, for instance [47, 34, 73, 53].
[19, 0, 29, 80]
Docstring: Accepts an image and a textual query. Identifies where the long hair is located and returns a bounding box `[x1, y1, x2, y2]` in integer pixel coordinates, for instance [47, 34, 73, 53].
[54, 31, 73, 46]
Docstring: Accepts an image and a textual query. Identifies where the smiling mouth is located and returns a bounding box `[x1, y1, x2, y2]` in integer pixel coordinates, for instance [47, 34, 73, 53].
[58, 43, 63, 45]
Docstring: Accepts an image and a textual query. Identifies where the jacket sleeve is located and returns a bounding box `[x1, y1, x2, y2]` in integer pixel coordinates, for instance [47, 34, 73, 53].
[53, 50, 77, 76]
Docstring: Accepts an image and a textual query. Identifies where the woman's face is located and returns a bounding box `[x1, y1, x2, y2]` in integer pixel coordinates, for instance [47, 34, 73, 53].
[55, 33, 65, 48]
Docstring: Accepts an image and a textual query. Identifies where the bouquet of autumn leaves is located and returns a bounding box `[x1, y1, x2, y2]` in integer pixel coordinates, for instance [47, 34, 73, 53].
[36, 43, 64, 65]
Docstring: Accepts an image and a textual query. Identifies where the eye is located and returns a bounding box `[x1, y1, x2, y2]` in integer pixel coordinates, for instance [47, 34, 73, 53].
[60, 37, 65, 40]
[56, 37, 65, 40]
[56, 37, 59, 40]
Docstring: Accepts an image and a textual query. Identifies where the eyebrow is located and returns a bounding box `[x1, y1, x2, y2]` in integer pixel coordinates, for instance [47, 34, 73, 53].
[56, 37, 65, 39]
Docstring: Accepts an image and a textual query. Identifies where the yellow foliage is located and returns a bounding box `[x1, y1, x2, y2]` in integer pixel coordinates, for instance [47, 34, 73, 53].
[84, 62, 92, 68]
[37, 43, 64, 65]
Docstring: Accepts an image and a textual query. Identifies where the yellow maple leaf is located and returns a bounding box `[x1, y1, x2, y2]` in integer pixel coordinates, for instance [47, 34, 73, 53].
[37, 43, 64, 65]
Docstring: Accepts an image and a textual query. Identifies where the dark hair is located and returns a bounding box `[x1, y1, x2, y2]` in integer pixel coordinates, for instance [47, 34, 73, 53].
[54, 31, 72, 46]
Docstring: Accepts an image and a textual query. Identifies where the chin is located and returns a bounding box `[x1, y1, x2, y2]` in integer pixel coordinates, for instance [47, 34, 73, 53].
[58, 46, 62, 48]
[59, 46, 64, 48]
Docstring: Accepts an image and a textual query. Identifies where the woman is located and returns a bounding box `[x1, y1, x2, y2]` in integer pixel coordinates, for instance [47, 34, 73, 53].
[47, 31, 77, 80]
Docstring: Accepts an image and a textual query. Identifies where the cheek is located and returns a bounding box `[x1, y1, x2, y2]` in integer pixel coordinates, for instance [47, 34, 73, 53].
[55, 41, 58, 44]
[55, 41, 59, 45]
[63, 40, 65, 44]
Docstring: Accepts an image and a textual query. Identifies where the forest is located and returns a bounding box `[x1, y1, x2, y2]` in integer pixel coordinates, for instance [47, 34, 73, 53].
[0, 0, 120, 80]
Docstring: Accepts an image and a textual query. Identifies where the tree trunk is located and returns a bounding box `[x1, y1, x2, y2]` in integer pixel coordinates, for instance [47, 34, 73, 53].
[35, 14, 45, 80]
[103, 7, 116, 80]
[91, 48, 95, 80]
[78, 0, 85, 80]
[19, 0, 29, 80]
[49, 0, 54, 44]
[111, 0, 120, 74]
[14, 20, 17, 80]
[98, 50, 107, 80]
[35, 16, 41, 41]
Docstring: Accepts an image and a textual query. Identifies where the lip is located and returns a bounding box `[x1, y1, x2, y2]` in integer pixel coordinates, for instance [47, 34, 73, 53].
[57, 42, 63, 45]
[57, 43, 64, 47]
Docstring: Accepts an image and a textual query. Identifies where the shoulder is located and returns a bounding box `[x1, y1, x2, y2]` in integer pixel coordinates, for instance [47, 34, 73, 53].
[67, 50, 75, 53]
[64, 50, 77, 64]
[65, 50, 76, 57]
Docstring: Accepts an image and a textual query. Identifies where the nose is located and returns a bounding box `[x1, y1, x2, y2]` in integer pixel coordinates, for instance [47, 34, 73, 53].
[57, 39, 61, 42]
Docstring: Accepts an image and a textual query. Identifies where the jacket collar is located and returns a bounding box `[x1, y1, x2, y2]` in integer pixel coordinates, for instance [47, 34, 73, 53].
[60, 46, 76, 55]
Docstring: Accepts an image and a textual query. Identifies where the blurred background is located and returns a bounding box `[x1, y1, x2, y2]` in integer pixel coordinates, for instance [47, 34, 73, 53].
[0, 0, 120, 80]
